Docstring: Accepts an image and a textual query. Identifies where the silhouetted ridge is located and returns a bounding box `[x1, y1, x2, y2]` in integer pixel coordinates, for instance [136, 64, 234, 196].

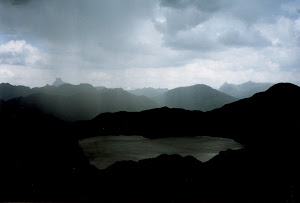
[209, 82, 300, 147]
[219, 81, 274, 98]
[263, 82, 299, 95]
[216, 82, 300, 113]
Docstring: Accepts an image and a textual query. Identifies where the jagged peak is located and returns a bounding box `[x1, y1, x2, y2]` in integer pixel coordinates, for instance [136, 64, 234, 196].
[52, 78, 66, 87]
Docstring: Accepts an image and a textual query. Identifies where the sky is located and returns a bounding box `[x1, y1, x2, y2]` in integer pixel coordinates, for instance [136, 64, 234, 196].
[0, 0, 300, 89]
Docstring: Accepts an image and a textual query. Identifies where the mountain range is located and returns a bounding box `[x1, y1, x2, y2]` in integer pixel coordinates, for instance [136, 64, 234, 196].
[9, 87, 158, 121]
[75, 83, 300, 146]
[0, 80, 238, 120]
[0, 80, 286, 121]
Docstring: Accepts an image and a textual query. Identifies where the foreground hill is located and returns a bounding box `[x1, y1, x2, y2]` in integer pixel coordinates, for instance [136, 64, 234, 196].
[75, 83, 300, 202]
[1, 82, 300, 202]
[219, 81, 274, 98]
[153, 84, 238, 111]
[7, 88, 158, 121]
[0, 99, 98, 201]
[77, 83, 300, 147]
[210, 82, 300, 146]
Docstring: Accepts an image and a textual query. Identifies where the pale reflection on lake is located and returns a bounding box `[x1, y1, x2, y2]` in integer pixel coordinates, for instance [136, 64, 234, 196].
[79, 135, 243, 170]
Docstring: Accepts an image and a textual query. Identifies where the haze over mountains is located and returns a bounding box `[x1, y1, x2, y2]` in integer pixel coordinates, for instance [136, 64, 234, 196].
[7, 87, 157, 121]
[154, 84, 238, 111]
[0, 79, 282, 121]
[219, 81, 274, 99]
[129, 87, 169, 98]
[52, 78, 66, 87]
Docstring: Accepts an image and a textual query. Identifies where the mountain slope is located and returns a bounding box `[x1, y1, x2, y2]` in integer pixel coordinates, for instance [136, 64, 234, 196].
[154, 84, 238, 111]
[0, 81, 97, 100]
[208, 82, 300, 146]
[219, 81, 274, 98]
[0, 83, 31, 101]
[0, 94, 99, 201]
[8, 88, 158, 121]
[77, 83, 300, 146]
[31, 83, 98, 96]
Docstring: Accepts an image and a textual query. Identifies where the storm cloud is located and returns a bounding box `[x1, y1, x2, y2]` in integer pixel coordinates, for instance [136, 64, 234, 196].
[0, 0, 300, 88]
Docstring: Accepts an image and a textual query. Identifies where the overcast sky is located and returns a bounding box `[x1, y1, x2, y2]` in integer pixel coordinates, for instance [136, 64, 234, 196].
[0, 0, 300, 89]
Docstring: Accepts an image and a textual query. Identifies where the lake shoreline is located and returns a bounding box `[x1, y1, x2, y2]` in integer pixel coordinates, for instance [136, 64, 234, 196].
[80, 135, 243, 170]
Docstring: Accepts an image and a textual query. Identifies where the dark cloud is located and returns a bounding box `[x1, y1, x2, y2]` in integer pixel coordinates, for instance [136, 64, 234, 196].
[155, 0, 286, 52]
[0, 0, 155, 44]
[159, 0, 225, 12]
[218, 29, 272, 48]
[0, 0, 159, 69]
[155, 6, 209, 34]
[161, 29, 219, 51]
[0, 0, 300, 88]
[10, 0, 30, 5]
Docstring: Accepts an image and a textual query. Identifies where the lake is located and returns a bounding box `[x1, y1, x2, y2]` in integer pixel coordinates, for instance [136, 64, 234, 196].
[79, 135, 243, 170]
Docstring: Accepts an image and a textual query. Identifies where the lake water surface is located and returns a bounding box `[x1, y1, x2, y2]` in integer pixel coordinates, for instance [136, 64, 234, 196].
[79, 135, 243, 169]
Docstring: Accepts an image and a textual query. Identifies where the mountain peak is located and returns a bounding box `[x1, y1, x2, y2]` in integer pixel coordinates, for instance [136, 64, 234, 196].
[52, 78, 66, 87]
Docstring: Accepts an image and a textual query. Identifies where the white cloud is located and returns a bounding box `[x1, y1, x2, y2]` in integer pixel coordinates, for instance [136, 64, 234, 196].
[0, 64, 54, 87]
[0, 40, 44, 66]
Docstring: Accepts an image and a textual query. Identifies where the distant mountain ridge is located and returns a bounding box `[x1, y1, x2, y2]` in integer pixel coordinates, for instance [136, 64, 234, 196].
[0, 82, 239, 119]
[31, 83, 98, 96]
[1, 80, 286, 121]
[0, 83, 31, 101]
[0, 83, 98, 101]
[219, 81, 274, 98]
[154, 84, 238, 111]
